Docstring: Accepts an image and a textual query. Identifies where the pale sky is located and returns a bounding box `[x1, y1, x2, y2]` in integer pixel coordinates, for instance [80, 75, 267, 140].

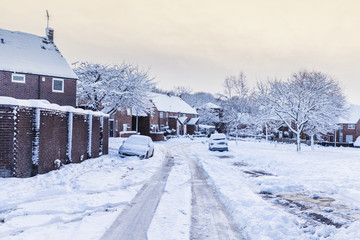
[1, 0, 360, 104]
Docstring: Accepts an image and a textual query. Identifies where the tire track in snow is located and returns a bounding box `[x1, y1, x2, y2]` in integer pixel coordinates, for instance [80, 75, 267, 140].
[100, 150, 175, 240]
[180, 146, 244, 240]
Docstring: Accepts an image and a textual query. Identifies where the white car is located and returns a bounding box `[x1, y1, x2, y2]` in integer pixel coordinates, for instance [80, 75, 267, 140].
[354, 137, 360, 147]
[209, 133, 228, 151]
[118, 135, 154, 159]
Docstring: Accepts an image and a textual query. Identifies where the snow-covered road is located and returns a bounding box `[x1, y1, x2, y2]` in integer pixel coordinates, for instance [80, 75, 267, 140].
[1, 137, 360, 240]
[101, 150, 175, 239]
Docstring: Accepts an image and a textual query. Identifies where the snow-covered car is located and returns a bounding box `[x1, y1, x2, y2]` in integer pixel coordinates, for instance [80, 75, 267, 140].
[354, 137, 360, 147]
[209, 133, 228, 151]
[118, 135, 154, 159]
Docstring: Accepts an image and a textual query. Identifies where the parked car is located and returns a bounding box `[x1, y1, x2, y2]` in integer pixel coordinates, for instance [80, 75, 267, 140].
[209, 133, 228, 151]
[119, 135, 154, 159]
[354, 137, 360, 147]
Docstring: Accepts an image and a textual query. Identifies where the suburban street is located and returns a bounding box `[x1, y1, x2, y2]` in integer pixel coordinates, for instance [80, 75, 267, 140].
[102, 143, 243, 240]
[1, 137, 360, 240]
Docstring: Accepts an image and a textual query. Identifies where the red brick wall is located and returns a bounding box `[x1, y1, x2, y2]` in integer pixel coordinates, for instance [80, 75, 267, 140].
[38, 110, 68, 174]
[0, 106, 15, 177]
[0, 103, 109, 178]
[40, 76, 77, 107]
[14, 107, 35, 177]
[102, 117, 109, 155]
[71, 114, 88, 163]
[91, 116, 101, 158]
[0, 71, 76, 107]
[150, 132, 164, 141]
[187, 125, 196, 135]
[336, 121, 360, 142]
[113, 109, 133, 137]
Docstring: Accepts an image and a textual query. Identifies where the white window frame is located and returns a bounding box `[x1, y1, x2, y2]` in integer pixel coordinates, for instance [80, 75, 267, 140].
[52, 78, 64, 93]
[348, 124, 355, 130]
[12, 73, 26, 83]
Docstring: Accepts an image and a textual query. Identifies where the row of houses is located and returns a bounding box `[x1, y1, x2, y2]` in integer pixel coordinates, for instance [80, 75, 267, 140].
[110, 93, 199, 138]
[1, 26, 359, 144]
[0, 27, 199, 140]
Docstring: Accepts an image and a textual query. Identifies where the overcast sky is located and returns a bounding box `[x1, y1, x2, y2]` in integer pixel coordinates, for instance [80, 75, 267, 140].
[1, 0, 360, 104]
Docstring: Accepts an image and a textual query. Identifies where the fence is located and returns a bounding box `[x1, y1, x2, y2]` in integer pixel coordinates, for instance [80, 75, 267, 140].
[0, 97, 109, 178]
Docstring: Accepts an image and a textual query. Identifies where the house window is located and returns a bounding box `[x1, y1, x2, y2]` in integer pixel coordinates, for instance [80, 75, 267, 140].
[52, 78, 64, 93]
[115, 120, 118, 131]
[348, 124, 355, 130]
[159, 112, 163, 118]
[12, 73, 25, 83]
[183, 113, 186, 117]
[126, 108, 131, 116]
[166, 112, 169, 118]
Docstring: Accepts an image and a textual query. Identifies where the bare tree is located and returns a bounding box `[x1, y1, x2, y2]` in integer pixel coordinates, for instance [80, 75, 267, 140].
[221, 72, 256, 137]
[258, 70, 346, 151]
[173, 85, 192, 97]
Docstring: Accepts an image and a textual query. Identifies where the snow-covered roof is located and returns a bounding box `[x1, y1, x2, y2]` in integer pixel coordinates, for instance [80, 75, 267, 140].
[0, 28, 77, 79]
[187, 117, 199, 125]
[178, 116, 188, 125]
[150, 93, 198, 115]
[200, 102, 221, 109]
[338, 105, 360, 124]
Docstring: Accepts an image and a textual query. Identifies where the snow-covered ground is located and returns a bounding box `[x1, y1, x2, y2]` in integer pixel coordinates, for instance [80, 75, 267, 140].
[0, 138, 165, 240]
[191, 138, 360, 240]
[1, 137, 360, 240]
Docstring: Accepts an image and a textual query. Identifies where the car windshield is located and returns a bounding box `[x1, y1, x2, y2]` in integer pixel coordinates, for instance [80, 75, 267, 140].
[125, 136, 148, 145]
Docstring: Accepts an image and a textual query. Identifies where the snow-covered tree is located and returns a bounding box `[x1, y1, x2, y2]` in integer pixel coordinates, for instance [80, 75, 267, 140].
[258, 70, 346, 151]
[74, 62, 154, 114]
[221, 72, 255, 135]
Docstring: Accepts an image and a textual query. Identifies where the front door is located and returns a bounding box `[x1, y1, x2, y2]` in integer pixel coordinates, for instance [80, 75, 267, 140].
[109, 120, 114, 137]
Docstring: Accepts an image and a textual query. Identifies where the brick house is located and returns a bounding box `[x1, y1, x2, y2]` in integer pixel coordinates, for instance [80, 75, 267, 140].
[149, 93, 199, 136]
[110, 93, 199, 138]
[332, 105, 360, 143]
[0, 28, 77, 106]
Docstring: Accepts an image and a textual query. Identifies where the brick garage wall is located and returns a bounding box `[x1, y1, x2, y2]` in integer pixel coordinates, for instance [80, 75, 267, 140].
[14, 107, 35, 177]
[91, 116, 101, 158]
[71, 114, 88, 163]
[102, 118, 109, 155]
[38, 110, 68, 174]
[0, 103, 109, 178]
[0, 106, 15, 177]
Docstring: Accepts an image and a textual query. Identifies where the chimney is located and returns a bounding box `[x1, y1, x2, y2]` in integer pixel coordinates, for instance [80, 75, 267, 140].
[46, 27, 54, 42]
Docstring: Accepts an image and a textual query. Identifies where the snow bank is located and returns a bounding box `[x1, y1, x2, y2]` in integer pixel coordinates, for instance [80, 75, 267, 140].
[0, 96, 108, 116]
[0, 138, 165, 240]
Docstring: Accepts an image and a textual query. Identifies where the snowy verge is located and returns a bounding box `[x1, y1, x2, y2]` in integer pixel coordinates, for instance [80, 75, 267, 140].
[0, 138, 164, 240]
[190, 139, 360, 240]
